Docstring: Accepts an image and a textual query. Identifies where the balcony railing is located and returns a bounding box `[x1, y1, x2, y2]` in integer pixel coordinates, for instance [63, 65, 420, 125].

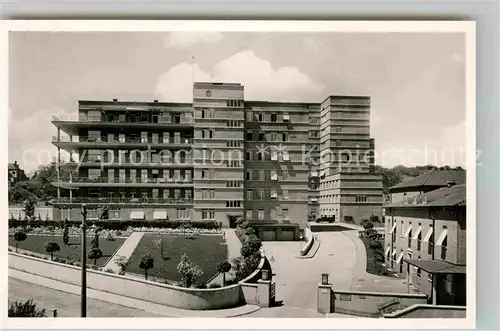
[52, 114, 194, 124]
[54, 197, 193, 204]
[74, 158, 194, 166]
[60, 177, 193, 184]
[52, 136, 193, 145]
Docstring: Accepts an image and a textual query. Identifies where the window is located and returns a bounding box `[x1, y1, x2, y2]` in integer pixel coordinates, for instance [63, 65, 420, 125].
[245, 151, 252, 161]
[355, 195, 367, 203]
[246, 210, 252, 219]
[246, 111, 253, 122]
[444, 274, 453, 293]
[227, 160, 241, 168]
[258, 114, 263, 122]
[201, 109, 206, 119]
[260, 170, 266, 181]
[201, 170, 206, 179]
[257, 152, 263, 161]
[282, 208, 289, 220]
[258, 189, 264, 200]
[177, 208, 189, 220]
[258, 209, 264, 220]
[202, 209, 215, 220]
[258, 133, 265, 142]
[246, 171, 251, 180]
[209, 130, 214, 139]
[246, 132, 253, 141]
[270, 133, 277, 141]
[282, 133, 288, 142]
[60, 208, 71, 221]
[226, 201, 241, 208]
[88, 169, 102, 180]
[271, 113, 277, 122]
[246, 190, 253, 200]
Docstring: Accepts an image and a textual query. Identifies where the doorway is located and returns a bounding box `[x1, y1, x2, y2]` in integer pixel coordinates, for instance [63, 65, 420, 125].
[228, 215, 238, 228]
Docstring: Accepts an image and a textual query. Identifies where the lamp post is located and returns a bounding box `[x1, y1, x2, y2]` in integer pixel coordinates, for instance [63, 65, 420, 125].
[299, 233, 304, 252]
[81, 204, 87, 318]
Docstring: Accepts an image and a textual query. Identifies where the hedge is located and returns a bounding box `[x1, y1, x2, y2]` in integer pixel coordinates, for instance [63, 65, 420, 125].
[8, 219, 221, 231]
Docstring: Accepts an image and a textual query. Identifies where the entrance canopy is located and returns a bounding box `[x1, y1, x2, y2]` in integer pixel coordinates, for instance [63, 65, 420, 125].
[404, 259, 466, 274]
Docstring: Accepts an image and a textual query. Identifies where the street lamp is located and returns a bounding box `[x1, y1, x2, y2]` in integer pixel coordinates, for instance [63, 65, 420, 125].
[81, 204, 87, 318]
[299, 233, 304, 252]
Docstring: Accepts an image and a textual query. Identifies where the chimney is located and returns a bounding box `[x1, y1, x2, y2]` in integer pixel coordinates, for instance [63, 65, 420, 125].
[153, 100, 158, 103]
[446, 180, 456, 187]
[113, 98, 118, 102]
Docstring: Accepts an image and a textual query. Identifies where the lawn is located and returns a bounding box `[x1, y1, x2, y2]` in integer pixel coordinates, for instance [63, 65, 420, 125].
[127, 233, 227, 286]
[9, 234, 125, 267]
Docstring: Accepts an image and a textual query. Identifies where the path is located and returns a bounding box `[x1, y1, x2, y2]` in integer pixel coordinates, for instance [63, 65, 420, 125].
[260, 232, 356, 314]
[223, 229, 242, 261]
[103, 231, 144, 273]
[9, 269, 260, 317]
[342, 230, 409, 293]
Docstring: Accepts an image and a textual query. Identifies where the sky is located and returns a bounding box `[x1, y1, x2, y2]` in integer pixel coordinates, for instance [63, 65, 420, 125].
[8, 31, 466, 174]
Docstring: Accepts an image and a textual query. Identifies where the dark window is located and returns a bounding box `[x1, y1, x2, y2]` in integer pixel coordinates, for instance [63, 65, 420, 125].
[271, 114, 277, 122]
[258, 133, 265, 141]
[246, 132, 253, 141]
[201, 109, 206, 119]
[258, 114, 263, 122]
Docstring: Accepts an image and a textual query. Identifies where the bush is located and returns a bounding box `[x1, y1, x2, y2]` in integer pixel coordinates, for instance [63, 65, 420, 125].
[370, 215, 380, 223]
[104, 268, 115, 274]
[44, 241, 60, 261]
[177, 253, 204, 288]
[13, 230, 27, 252]
[139, 254, 154, 280]
[106, 233, 116, 241]
[8, 299, 46, 317]
[243, 235, 262, 251]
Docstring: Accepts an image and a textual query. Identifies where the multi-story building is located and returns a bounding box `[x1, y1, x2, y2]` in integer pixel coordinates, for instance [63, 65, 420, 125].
[8, 161, 28, 187]
[51, 82, 383, 240]
[383, 182, 466, 306]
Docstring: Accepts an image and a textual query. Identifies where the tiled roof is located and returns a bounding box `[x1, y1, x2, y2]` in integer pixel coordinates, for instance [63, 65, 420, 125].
[389, 169, 466, 191]
[385, 184, 466, 208]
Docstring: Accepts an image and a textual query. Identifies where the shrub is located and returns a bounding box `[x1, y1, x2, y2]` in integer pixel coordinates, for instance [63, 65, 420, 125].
[8, 299, 46, 317]
[244, 235, 262, 251]
[370, 215, 380, 223]
[88, 248, 103, 265]
[62, 220, 69, 246]
[13, 230, 27, 252]
[90, 232, 100, 249]
[216, 260, 232, 286]
[115, 230, 122, 236]
[104, 268, 115, 273]
[240, 245, 255, 258]
[106, 233, 116, 241]
[44, 241, 60, 261]
[138, 254, 154, 280]
[115, 255, 129, 273]
[177, 253, 204, 288]
[23, 199, 36, 222]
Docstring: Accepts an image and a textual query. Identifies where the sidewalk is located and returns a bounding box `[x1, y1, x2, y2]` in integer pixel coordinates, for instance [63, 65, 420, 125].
[223, 229, 242, 261]
[103, 231, 144, 272]
[9, 269, 260, 317]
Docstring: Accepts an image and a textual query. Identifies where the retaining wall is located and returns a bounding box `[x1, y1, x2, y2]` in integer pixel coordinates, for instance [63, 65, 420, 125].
[383, 304, 466, 318]
[9, 253, 242, 310]
[331, 289, 428, 317]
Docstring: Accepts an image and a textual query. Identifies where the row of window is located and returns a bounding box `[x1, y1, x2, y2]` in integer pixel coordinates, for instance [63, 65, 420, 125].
[84, 131, 191, 144]
[87, 168, 192, 181]
[226, 201, 242, 208]
[245, 208, 289, 220]
[226, 180, 243, 188]
[245, 188, 289, 201]
[226, 140, 242, 148]
[227, 120, 243, 127]
[84, 188, 192, 200]
[245, 112, 290, 123]
[246, 131, 289, 142]
[60, 207, 190, 220]
[245, 169, 291, 181]
[355, 195, 368, 202]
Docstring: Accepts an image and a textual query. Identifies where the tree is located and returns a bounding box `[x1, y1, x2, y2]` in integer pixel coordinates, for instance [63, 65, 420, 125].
[23, 198, 36, 221]
[8, 299, 46, 317]
[100, 205, 109, 221]
[243, 235, 262, 251]
[216, 260, 232, 287]
[62, 219, 69, 246]
[90, 231, 100, 250]
[44, 241, 60, 261]
[13, 230, 27, 252]
[177, 253, 204, 288]
[138, 254, 154, 280]
[115, 255, 129, 274]
[88, 247, 103, 265]
[153, 236, 164, 259]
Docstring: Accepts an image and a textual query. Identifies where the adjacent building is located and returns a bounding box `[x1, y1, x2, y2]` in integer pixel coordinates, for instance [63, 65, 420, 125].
[8, 161, 28, 187]
[383, 181, 466, 306]
[51, 82, 383, 240]
[387, 169, 466, 204]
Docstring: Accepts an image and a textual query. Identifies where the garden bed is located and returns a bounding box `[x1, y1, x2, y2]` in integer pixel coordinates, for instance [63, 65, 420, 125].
[8, 235, 125, 267]
[360, 236, 397, 277]
[126, 233, 227, 286]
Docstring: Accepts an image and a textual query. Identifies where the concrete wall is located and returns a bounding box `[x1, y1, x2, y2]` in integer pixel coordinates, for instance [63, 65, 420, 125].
[9, 253, 242, 310]
[383, 304, 466, 318]
[240, 283, 258, 305]
[331, 290, 428, 317]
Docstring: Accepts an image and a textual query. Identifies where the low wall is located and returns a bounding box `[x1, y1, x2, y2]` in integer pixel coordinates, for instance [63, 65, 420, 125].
[383, 304, 466, 318]
[240, 283, 258, 305]
[332, 289, 428, 317]
[308, 223, 356, 233]
[9, 207, 53, 221]
[300, 227, 314, 256]
[9, 253, 242, 310]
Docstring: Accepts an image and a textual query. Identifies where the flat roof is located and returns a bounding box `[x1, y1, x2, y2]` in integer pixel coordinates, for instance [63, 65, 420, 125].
[404, 259, 466, 274]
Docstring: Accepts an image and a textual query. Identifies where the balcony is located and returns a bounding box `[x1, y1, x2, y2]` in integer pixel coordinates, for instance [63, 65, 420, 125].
[53, 197, 193, 205]
[61, 158, 194, 169]
[52, 136, 193, 151]
[53, 176, 194, 188]
[52, 114, 194, 125]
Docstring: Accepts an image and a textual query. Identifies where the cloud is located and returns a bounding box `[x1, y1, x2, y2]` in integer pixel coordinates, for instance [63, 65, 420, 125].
[164, 32, 223, 49]
[155, 50, 325, 102]
[9, 107, 71, 174]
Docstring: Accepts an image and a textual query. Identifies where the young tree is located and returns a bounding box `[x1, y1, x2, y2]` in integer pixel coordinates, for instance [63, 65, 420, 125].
[8, 299, 46, 317]
[44, 241, 60, 261]
[90, 231, 100, 250]
[153, 236, 164, 259]
[23, 198, 35, 222]
[100, 205, 109, 222]
[177, 253, 204, 288]
[88, 247, 103, 265]
[13, 230, 27, 252]
[138, 254, 154, 280]
[216, 260, 232, 287]
[62, 219, 69, 246]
